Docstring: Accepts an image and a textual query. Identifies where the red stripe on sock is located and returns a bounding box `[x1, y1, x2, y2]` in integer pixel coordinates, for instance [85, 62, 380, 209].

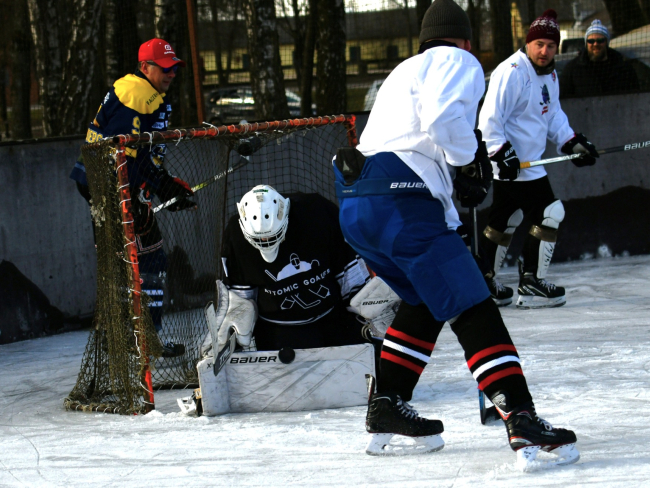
[467, 344, 518, 369]
[478, 366, 524, 390]
[385, 328, 435, 351]
[381, 351, 424, 374]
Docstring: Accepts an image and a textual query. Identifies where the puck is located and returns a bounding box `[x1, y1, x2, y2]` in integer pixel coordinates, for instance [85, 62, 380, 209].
[278, 347, 295, 364]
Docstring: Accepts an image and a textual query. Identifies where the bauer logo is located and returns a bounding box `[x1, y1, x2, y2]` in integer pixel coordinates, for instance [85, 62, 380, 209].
[362, 299, 390, 305]
[230, 356, 277, 364]
[625, 140, 650, 150]
[389, 182, 428, 189]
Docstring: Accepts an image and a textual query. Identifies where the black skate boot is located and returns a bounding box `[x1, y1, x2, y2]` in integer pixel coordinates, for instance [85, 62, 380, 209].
[492, 391, 579, 470]
[486, 276, 513, 307]
[516, 261, 566, 309]
[365, 392, 444, 456]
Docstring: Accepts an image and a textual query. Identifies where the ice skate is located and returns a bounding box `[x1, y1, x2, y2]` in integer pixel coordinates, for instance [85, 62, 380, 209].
[365, 392, 444, 456]
[493, 392, 579, 471]
[516, 272, 566, 309]
[486, 276, 513, 307]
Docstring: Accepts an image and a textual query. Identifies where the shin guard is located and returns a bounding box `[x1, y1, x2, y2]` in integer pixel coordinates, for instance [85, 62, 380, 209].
[450, 298, 532, 407]
[378, 302, 444, 401]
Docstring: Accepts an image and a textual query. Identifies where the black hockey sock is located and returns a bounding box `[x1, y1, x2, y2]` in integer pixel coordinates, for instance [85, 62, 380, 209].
[378, 302, 444, 401]
[450, 297, 532, 407]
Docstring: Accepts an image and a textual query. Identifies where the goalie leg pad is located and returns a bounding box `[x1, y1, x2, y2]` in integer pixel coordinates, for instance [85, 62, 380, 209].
[205, 280, 258, 355]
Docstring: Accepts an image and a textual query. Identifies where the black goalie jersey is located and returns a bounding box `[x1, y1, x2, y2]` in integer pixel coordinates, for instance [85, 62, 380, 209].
[221, 193, 369, 325]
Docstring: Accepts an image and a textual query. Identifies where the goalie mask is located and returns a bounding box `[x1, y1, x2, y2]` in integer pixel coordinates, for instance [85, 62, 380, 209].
[237, 185, 290, 263]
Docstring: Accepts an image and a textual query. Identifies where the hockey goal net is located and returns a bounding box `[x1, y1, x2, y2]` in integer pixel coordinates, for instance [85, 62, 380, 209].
[64, 115, 358, 415]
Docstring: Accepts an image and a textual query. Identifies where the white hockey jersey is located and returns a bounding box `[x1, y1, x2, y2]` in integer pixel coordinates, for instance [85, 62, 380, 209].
[357, 45, 485, 229]
[479, 48, 575, 181]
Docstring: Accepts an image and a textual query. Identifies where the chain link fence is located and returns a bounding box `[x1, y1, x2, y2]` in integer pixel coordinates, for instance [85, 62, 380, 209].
[0, 0, 649, 140]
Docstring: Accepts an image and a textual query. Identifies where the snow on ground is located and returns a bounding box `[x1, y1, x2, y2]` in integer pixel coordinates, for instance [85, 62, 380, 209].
[2, 255, 650, 487]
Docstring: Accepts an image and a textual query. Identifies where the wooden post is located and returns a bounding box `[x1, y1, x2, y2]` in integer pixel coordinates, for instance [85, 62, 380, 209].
[114, 145, 155, 413]
[186, 0, 205, 124]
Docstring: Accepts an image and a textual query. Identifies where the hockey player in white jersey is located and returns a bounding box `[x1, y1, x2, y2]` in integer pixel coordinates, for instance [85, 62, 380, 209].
[334, 0, 579, 469]
[479, 9, 599, 309]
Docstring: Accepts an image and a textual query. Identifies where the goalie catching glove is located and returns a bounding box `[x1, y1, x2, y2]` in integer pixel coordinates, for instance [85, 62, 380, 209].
[348, 276, 401, 339]
[202, 280, 258, 358]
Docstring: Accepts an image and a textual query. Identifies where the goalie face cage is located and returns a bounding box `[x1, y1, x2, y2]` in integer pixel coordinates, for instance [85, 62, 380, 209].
[64, 115, 358, 415]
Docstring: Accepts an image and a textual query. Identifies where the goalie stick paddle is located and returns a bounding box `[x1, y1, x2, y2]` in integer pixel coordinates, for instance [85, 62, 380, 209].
[213, 328, 236, 376]
[520, 139, 650, 169]
[470, 207, 503, 426]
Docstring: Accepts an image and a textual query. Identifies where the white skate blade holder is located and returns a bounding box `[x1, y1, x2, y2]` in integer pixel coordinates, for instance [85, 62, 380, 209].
[366, 433, 444, 456]
[516, 443, 580, 471]
[516, 295, 566, 309]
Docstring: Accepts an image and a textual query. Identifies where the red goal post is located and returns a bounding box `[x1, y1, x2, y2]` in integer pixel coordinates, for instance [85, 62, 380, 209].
[64, 115, 357, 415]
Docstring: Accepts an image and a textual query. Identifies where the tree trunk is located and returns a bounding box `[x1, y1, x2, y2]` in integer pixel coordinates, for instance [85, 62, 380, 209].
[28, 0, 104, 136]
[10, 0, 33, 139]
[403, 1, 413, 58]
[416, 0, 431, 31]
[602, 0, 646, 37]
[467, 0, 484, 53]
[315, 0, 346, 114]
[300, 0, 317, 116]
[489, 0, 513, 64]
[242, 0, 290, 121]
[158, 0, 197, 127]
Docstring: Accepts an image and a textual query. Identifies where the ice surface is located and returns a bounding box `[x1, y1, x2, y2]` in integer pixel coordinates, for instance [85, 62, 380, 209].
[2, 255, 650, 487]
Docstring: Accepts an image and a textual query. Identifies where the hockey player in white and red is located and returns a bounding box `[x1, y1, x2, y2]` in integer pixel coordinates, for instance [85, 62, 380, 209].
[334, 0, 579, 468]
[478, 9, 599, 309]
[218, 185, 383, 351]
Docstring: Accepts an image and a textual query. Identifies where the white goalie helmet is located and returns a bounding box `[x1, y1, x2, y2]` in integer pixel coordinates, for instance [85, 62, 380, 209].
[237, 185, 290, 263]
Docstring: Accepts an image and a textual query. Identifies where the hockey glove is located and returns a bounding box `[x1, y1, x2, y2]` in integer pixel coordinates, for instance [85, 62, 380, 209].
[453, 130, 493, 208]
[132, 185, 155, 235]
[490, 141, 520, 181]
[561, 133, 599, 167]
[157, 171, 197, 211]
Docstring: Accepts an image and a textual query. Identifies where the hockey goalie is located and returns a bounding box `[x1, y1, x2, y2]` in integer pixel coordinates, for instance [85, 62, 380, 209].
[179, 185, 401, 416]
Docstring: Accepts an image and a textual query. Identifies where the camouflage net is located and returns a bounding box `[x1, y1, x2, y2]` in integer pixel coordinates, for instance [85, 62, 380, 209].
[64, 116, 357, 415]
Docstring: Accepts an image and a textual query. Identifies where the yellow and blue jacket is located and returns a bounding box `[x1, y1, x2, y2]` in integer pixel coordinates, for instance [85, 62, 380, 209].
[70, 70, 172, 191]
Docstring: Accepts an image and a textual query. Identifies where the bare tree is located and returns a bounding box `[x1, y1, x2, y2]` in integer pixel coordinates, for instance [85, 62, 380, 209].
[416, 0, 431, 30]
[242, 0, 290, 120]
[315, 0, 346, 114]
[28, 0, 104, 136]
[9, 0, 33, 139]
[466, 0, 485, 53]
[276, 0, 308, 87]
[602, 0, 646, 37]
[300, 0, 318, 116]
[209, 0, 242, 87]
[488, 0, 514, 64]
[389, 0, 414, 58]
[158, 0, 198, 126]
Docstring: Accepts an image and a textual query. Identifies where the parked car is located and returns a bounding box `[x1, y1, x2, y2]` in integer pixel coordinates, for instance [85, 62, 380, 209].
[206, 87, 315, 125]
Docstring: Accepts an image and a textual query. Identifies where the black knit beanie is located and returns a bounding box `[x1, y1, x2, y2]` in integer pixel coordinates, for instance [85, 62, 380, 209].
[419, 0, 472, 44]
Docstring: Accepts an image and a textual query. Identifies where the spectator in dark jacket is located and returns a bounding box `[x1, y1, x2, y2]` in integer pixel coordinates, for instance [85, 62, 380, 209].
[560, 20, 639, 98]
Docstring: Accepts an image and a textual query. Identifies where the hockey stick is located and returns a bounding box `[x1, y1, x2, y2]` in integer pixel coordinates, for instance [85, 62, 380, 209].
[520, 139, 650, 169]
[153, 155, 251, 213]
[469, 207, 502, 426]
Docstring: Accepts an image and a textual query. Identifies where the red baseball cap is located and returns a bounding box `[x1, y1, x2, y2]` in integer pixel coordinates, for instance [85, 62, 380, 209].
[138, 38, 186, 69]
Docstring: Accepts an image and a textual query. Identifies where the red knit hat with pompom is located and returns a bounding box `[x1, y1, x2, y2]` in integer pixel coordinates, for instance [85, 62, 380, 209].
[526, 9, 560, 46]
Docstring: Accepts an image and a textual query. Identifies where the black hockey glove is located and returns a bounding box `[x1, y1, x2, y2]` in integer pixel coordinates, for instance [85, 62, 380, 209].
[561, 133, 599, 167]
[132, 186, 156, 235]
[157, 171, 197, 212]
[490, 141, 520, 181]
[453, 130, 493, 208]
